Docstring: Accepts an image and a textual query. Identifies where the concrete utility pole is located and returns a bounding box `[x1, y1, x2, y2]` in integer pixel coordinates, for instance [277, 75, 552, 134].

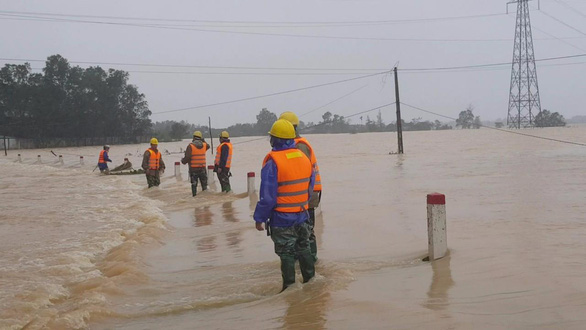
[3, 136, 7, 156]
[394, 67, 404, 154]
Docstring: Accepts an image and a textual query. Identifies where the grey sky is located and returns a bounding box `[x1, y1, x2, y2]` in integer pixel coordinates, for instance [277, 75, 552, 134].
[1, 0, 585, 128]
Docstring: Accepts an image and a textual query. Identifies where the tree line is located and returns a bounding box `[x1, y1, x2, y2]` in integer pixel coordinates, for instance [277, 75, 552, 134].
[0, 55, 151, 139]
[1, 55, 567, 143]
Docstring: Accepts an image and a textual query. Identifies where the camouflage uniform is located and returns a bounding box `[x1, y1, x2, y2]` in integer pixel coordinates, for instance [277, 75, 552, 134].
[181, 139, 210, 196]
[271, 222, 315, 289]
[217, 170, 231, 192]
[146, 173, 161, 188]
[189, 169, 208, 194]
[142, 148, 165, 188]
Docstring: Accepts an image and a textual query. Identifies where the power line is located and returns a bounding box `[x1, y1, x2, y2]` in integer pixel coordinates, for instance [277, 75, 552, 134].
[532, 24, 586, 52]
[400, 102, 586, 147]
[0, 57, 387, 72]
[152, 70, 393, 115]
[298, 85, 369, 117]
[27, 68, 378, 76]
[0, 12, 522, 43]
[400, 53, 586, 72]
[539, 9, 586, 37]
[219, 102, 395, 146]
[5, 53, 586, 75]
[0, 10, 507, 26]
[554, 0, 586, 19]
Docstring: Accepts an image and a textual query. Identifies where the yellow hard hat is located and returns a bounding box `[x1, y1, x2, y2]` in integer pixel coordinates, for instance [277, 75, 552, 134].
[193, 131, 203, 138]
[279, 111, 299, 126]
[150, 137, 159, 145]
[269, 119, 296, 139]
[220, 131, 229, 138]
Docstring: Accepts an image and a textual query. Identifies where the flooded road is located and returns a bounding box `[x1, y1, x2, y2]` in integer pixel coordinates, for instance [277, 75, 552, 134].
[1, 127, 586, 329]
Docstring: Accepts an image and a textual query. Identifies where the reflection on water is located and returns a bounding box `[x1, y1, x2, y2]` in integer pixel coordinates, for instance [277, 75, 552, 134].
[222, 201, 239, 223]
[194, 206, 213, 227]
[424, 254, 454, 311]
[283, 285, 330, 330]
[395, 153, 405, 168]
[222, 201, 243, 250]
[197, 235, 217, 253]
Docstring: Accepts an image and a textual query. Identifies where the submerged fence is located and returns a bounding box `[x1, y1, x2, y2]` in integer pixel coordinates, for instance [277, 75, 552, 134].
[1, 136, 151, 150]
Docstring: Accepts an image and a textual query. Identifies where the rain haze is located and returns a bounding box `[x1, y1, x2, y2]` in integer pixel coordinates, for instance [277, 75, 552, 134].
[4, 1, 586, 329]
[1, 0, 585, 127]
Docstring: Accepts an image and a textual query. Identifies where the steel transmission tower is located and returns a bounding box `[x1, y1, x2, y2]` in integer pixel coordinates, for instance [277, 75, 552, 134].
[507, 0, 542, 128]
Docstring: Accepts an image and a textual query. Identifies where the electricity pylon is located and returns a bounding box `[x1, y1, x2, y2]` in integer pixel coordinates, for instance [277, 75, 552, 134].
[507, 0, 542, 128]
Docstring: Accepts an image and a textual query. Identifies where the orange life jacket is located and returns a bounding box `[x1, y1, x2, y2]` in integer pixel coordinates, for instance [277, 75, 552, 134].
[214, 142, 233, 168]
[189, 142, 207, 168]
[98, 150, 107, 164]
[263, 148, 312, 213]
[147, 149, 161, 170]
[295, 137, 322, 192]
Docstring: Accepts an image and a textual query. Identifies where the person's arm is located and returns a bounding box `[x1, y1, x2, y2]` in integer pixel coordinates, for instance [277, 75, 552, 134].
[181, 145, 191, 165]
[308, 164, 316, 195]
[253, 159, 278, 224]
[142, 151, 150, 170]
[159, 155, 165, 171]
[104, 151, 113, 162]
[205, 142, 210, 151]
[219, 144, 229, 168]
[296, 141, 311, 160]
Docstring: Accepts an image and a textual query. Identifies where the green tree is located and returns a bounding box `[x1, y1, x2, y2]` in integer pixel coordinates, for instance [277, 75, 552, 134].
[0, 54, 151, 139]
[473, 116, 482, 129]
[256, 108, 277, 134]
[535, 109, 566, 127]
[170, 121, 190, 140]
[376, 110, 385, 131]
[456, 105, 475, 129]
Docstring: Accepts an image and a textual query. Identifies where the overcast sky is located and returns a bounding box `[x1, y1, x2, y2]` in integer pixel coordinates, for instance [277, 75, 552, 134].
[1, 0, 585, 127]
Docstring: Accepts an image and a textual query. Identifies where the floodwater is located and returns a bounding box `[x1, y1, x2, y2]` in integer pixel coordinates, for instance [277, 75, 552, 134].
[1, 127, 586, 329]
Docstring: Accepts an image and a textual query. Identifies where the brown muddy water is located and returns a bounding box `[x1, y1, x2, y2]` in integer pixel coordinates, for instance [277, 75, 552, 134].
[1, 128, 586, 329]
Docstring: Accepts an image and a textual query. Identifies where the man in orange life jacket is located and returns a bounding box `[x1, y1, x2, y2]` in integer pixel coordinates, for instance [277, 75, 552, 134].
[214, 131, 233, 193]
[181, 131, 210, 196]
[141, 138, 166, 188]
[97, 145, 112, 173]
[279, 111, 322, 261]
[254, 119, 316, 292]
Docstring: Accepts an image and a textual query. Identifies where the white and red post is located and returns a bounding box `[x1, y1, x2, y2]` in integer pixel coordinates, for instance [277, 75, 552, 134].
[427, 193, 447, 260]
[17, 154, 22, 163]
[80, 156, 84, 165]
[208, 165, 215, 182]
[174, 161, 181, 178]
[247, 172, 255, 195]
[59, 155, 64, 165]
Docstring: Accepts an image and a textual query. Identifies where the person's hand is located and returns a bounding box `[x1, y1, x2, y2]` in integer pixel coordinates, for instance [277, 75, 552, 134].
[255, 222, 264, 231]
[217, 167, 222, 174]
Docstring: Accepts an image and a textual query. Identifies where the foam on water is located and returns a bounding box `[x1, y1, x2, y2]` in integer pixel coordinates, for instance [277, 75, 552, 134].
[0, 156, 169, 329]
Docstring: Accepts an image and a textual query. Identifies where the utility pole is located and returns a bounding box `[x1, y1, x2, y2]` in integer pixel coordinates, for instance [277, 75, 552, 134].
[394, 67, 404, 154]
[507, 0, 542, 128]
[3, 135, 7, 156]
